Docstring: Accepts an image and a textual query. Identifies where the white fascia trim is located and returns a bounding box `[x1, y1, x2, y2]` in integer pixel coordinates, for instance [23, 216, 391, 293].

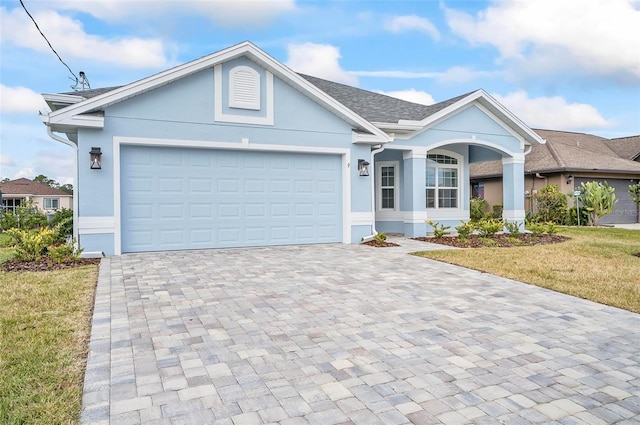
[48, 41, 388, 143]
[503, 210, 526, 221]
[112, 136, 352, 254]
[352, 132, 391, 144]
[55, 114, 104, 129]
[351, 212, 374, 226]
[214, 65, 274, 125]
[371, 122, 424, 132]
[42, 93, 85, 103]
[78, 216, 116, 234]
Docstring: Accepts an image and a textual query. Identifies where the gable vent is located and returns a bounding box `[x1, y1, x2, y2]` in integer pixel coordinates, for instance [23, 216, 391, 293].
[229, 66, 260, 110]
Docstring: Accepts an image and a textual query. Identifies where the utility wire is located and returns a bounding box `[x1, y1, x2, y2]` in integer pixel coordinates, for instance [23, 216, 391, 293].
[19, 0, 78, 82]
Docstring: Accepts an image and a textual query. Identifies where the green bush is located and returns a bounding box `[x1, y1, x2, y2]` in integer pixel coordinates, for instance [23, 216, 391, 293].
[567, 206, 589, 226]
[491, 204, 503, 219]
[426, 220, 450, 239]
[48, 239, 83, 264]
[470, 197, 488, 221]
[0, 200, 48, 230]
[526, 221, 557, 236]
[455, 220, 475, 242]
[504, 221, 522, 236]
[533, 185, 568, 223]
[579, 181, 617, 226]
[373, 232, 387, 243]
[49, 208, 73, 242]
[475, 218, 504, 238]
[6, 227, 56, 261]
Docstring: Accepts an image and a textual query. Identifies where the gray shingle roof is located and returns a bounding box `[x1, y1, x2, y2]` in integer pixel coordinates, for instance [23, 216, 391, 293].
[470, 129, 640, 178]
[606, 135, 640, 161]
[299, 74, 473, 123]
[60, 87, 122, 99]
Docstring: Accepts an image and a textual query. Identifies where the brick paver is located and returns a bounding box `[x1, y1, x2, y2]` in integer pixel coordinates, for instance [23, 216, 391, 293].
[81, 239, 640, 424]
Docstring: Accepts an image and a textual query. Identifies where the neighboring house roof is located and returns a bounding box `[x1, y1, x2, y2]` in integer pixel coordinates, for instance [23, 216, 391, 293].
[42, 41, 544, 147]
[470, 129, 640, 178]
[605, 135, 640, 161]
[0, 178, 71, 197]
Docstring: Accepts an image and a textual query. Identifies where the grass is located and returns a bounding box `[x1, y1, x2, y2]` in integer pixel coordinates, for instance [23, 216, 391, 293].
[0, 233, 98, 425]
[414, 227, 640, 313]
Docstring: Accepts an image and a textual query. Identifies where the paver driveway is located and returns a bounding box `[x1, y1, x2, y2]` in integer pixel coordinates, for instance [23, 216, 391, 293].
[82, 240, 640, 424]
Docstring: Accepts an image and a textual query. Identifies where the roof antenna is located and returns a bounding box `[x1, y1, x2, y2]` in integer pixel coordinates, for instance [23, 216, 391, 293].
[70, 71, 91, 91]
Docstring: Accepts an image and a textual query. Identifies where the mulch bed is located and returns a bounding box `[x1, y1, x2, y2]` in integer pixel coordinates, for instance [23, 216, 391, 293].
[362, 240, 401, 248]
[2, 257, 101, 272]
[413, 233, 570, 248]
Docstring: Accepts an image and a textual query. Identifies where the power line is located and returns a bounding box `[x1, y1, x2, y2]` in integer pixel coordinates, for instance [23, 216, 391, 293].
[19, 0, 78, 82]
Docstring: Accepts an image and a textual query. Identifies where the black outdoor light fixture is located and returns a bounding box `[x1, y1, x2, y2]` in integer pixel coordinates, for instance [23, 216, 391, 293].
[358, 159, 370, 176]
[90, 147, 102, 169]
[567, 175, 573, 184]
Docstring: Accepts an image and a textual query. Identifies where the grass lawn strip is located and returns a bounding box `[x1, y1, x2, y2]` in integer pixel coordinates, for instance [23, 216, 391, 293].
[414, 227, 640, 314]
[0, 250, 98, 424]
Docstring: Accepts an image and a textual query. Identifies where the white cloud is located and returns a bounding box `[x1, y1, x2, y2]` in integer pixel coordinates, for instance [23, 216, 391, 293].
[351, 70, 442, 79]
[377, 89, 435, 105]
[285, 43, 357, 85]
[492, 90, 611, 130]
[445, 0, 640, 82]
[0, 155, 16, 167]
[13, 168, 36, 180]
[0, 7, 169, 68]
[0, 85, 49, 114]
[384, 15, 440, 40]
[52, 0, 296, 27]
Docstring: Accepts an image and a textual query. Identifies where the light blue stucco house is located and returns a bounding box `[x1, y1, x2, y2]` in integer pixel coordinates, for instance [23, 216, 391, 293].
[41, 41, 545, 256]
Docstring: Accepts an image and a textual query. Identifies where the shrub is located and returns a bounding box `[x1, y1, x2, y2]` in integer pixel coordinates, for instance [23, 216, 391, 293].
[533, 185, 568, 223]
[373, 232, 387, 243]
[475, 218, 504, 238]
[504, 221, 522, 236]
[630, 183, 640, 207]
[426, 220, 450, 239]
[48, 239, 83, 264]
[6, 227, 56, 261]
[469, 197, 488, 221]
[0, 200, 48, 230]
[526, 221, 557, 236]
[567, 206, 590, 226]
[579, 181, 617, 226]
[455, 220, 475, 242]
[491, 204, 503, 219]
[49, 208, 73, 243]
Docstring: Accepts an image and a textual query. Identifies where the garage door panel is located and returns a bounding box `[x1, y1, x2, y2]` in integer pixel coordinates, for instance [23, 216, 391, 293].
[576, 178, 638, 224]
[121, 145, 342, 252]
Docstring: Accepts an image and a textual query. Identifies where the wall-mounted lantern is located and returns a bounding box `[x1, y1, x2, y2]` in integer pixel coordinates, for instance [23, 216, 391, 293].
[90, 147, 102, 170]
[358, 159, 370, 177]
[566, 175, 573, 184]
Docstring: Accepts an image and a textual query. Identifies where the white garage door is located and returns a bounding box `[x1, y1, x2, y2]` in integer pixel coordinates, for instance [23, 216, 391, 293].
[121, 145, 343, 252]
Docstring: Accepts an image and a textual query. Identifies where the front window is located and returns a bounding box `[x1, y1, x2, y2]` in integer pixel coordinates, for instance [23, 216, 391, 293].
[376, 161, 399, 211]
[1, 198, 21, 213]
[44, 198, 59, 210]
[426, 153, 460, 209]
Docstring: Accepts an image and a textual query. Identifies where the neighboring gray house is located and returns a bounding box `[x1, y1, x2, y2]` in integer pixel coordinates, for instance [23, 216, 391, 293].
[41, 41, 544, 256]
[470, 130, 640, 224]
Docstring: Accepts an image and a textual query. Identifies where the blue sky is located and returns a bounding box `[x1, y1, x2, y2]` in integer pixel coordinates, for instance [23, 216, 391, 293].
[1, 0, 639, 185]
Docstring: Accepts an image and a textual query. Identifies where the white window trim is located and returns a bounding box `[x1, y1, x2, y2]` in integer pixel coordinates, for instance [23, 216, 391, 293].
[376, 161, 399, 212]
[43, 197, 60, 210]
[426, 149, 463, 212]
[229, 65, 260, 110]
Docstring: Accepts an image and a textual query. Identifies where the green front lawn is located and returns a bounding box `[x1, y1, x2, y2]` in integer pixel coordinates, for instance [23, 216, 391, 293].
[414, 227, 640, 313]
[0, 233, 98, 425]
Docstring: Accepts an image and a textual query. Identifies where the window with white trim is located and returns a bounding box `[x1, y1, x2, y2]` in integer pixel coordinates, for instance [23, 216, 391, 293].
[378, 162, 398, 210]
[426, 153, 460, 209]
[229, 66, 260, 110]
[44, 198, 59, 210]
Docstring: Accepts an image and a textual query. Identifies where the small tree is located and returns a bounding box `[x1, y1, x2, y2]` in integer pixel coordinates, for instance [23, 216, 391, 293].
[579, 181, 617, 226]
[469, 197, 489, 221]
[533, 184, 568, 223]
[630, 183, 640, 223]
